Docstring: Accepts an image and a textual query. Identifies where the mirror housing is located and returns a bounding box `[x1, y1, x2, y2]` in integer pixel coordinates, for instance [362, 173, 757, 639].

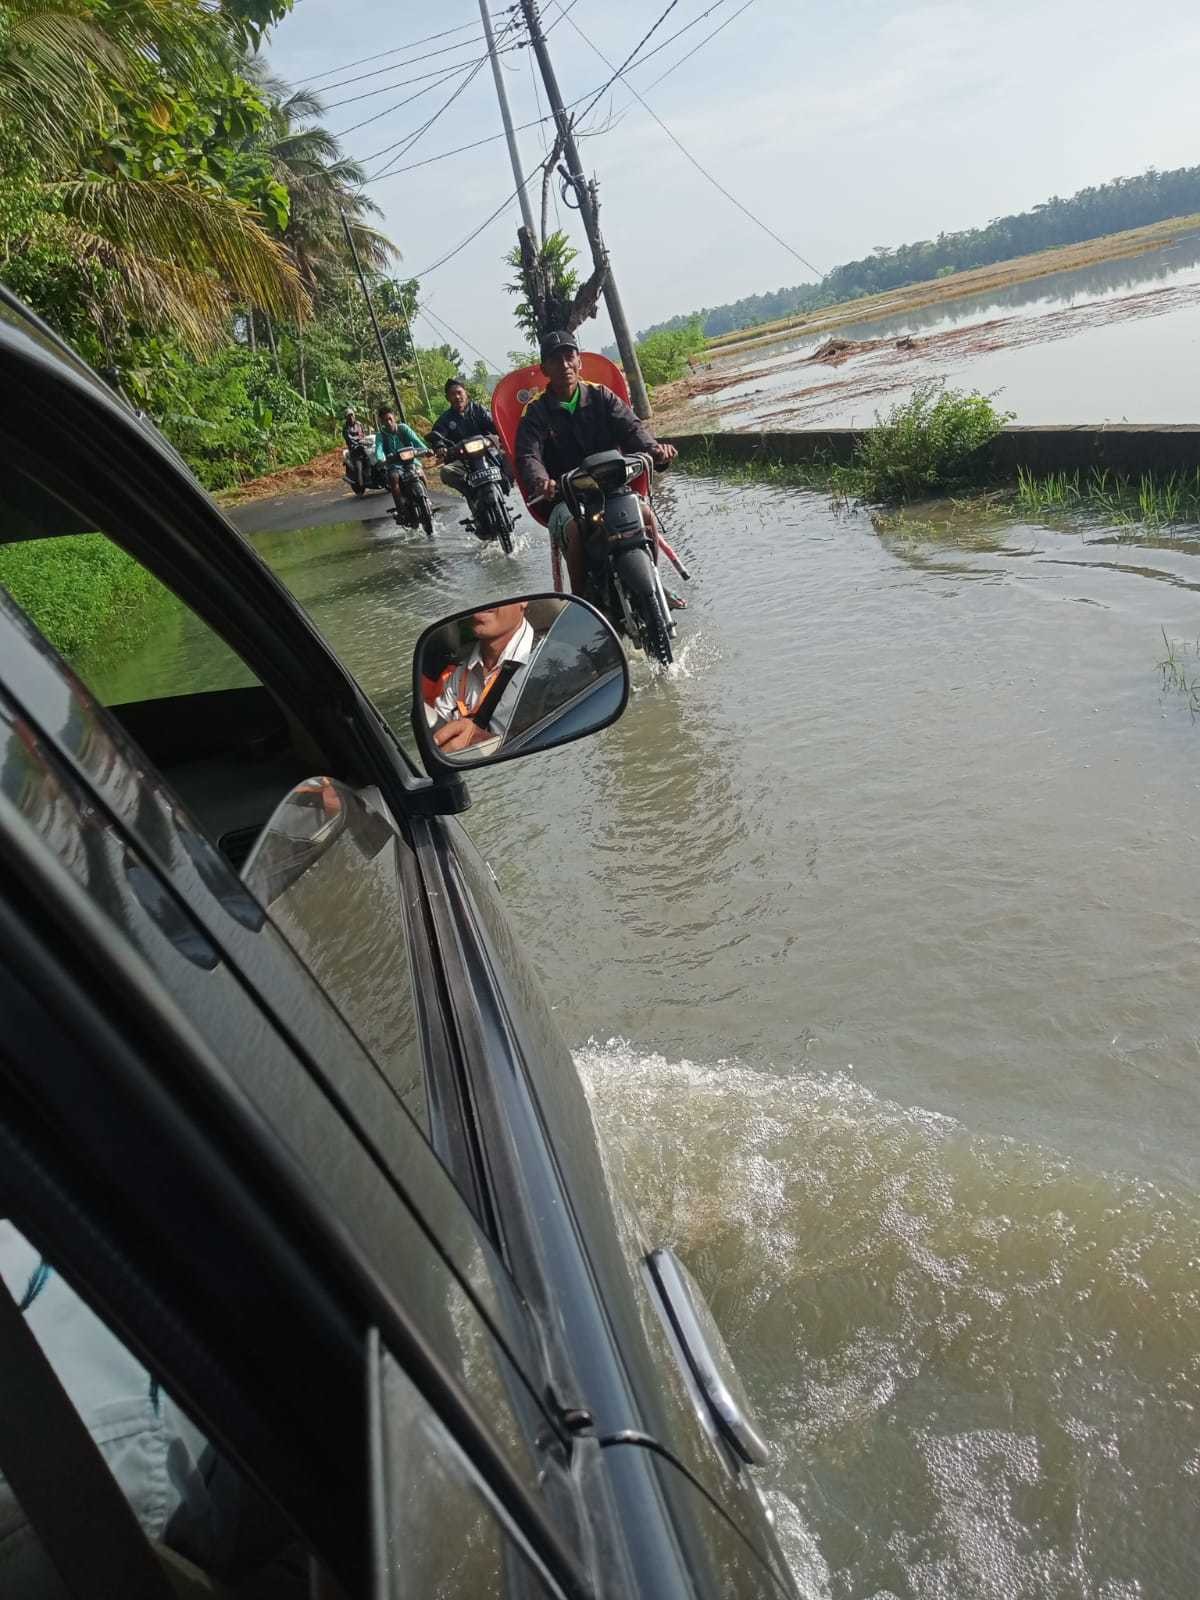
[411, 593, 629, 774]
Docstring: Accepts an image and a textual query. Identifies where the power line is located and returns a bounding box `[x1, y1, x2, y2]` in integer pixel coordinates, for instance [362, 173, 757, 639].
[574, 0, 683, 128]
[295, 18, 485, 87]
[304, 31, 492, 101]
[418, 302, 503, 374]
[333, 63, 476, 141]
[324, 57, 485, 117]
[600, 0, 756, 132]
[643, 0, 756, 91]
[350, 4, 746, 182]
[411, 159, 542, 278]
[562, 3, 824, 277]
[366, 14, 520, 185]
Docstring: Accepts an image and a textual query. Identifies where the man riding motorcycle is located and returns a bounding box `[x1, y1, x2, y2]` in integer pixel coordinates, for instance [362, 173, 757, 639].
[375, 407, 431, 518]
[343, 408, 371, 490]
[342, 408, 366, 450]
[428, 377, 510, 498]
[513, 330, 678, 599]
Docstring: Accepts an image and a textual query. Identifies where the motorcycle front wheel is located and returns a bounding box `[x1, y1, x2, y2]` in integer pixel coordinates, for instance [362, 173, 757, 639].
[614, 547, 673, 666]
[352, 480, 366, 496]
[417, 488, 435, 537]
[484, 490, 515, 554]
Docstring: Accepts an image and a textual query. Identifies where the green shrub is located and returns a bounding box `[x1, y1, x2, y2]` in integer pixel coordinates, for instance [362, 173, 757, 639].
[855, 381, 1013, 500]
[635, 317, 707, 387]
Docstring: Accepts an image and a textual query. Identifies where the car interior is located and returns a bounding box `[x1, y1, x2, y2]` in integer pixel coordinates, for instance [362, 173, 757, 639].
[1, 467, 333, 873]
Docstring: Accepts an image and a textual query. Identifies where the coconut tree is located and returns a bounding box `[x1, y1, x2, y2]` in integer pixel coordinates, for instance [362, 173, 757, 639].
[0, 0, 308, 352]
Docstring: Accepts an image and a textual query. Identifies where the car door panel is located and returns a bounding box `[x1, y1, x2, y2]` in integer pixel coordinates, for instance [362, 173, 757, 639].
[0, 672, 563, 1488]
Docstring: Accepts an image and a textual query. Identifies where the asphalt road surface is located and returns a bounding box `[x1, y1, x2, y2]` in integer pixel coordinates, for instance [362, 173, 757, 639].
[227, 479, 458, 537]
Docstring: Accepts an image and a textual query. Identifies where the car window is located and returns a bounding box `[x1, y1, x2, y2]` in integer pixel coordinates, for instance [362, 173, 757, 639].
[0, 1223, 321, 1599]
[243, 777, 425, 1129]
[0, 531, 259, 707]
[370, 1335, 574, 1600]
[0, 502, 426, 1122]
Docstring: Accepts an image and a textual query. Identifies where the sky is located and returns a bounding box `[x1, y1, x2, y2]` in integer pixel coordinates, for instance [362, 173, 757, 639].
[263, 0, 1200, 371]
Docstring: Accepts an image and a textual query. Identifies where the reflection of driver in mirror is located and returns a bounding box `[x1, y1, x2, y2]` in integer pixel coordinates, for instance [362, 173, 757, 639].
[430, 603, 536, 753]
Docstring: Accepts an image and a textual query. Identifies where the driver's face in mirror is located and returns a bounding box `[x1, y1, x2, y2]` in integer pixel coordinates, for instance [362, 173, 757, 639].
[425, 601, 538, 758]
[415, 594, 627, 771]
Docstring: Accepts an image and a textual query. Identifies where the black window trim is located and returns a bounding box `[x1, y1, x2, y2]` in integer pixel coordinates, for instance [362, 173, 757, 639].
[0, 784, 594, 1600]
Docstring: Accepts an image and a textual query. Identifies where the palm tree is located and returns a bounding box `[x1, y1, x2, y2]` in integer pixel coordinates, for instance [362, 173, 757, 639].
[248, 75, 398, 293]
[0, 0, 308, 352]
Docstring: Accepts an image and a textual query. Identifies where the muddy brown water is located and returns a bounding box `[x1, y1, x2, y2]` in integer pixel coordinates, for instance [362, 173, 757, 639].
[85, 479, 1200, 1598]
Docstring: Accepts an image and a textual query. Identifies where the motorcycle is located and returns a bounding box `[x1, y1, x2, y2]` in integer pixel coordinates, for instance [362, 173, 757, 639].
[387, 448, 435, 537]
[445, 436, 516, 554]
[342, 432, 387, 496]
[560, 450, 689, 667]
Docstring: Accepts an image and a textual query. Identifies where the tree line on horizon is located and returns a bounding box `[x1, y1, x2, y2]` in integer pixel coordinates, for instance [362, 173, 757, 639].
[634, 163, 1200, 345]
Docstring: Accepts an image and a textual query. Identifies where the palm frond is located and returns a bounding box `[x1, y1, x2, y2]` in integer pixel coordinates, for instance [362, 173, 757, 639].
[48, 217, 228, 352]
[49, 176, 311, 322]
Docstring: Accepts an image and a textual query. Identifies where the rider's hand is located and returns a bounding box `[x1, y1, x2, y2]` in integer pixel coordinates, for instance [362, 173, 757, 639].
[541, 478, 558, 502]
[434, 717, 488, 752]
[652, 443, 678, 466]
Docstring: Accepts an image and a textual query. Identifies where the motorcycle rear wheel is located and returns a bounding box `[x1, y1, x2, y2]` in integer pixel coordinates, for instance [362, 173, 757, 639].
[615, 547, 673, 666]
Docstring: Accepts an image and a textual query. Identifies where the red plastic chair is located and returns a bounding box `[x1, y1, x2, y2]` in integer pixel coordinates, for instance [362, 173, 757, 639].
[492, 353, 650, 588]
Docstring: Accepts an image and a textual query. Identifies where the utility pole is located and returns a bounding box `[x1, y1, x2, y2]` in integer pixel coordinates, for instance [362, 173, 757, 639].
[519, 0, 651, 418]
[479, 0, 539, 246]
[341, 211, 405, 422]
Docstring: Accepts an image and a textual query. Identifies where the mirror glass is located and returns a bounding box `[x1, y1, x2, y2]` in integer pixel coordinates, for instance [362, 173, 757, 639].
[413, 594, 628, 770]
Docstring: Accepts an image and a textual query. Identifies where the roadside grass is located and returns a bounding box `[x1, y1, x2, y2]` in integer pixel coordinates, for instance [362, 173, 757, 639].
[1015, 466, 1200, 531]
[1157, 629, 1200, 716]
[674, 389, 1200, 538]
[673, 382, 1012, 507]
[0, 535, 172, 662]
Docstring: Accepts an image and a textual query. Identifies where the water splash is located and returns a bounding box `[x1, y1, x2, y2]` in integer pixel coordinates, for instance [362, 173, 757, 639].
[576, 1041, 1200, 1599]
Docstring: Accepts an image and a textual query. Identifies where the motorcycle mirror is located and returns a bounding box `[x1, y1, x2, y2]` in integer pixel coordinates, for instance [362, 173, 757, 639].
[411, 593, 629, 773]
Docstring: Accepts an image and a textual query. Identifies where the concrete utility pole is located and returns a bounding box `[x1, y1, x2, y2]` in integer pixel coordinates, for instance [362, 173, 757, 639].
[341, 211, 405, 422]
[479, 0, 539, 246]
[519, 0, 651, 418]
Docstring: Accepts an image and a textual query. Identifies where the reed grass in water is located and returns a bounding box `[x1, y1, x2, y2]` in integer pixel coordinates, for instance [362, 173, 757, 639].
[1015, 466, 1200, 530]
[1157, 629, 1200, 716]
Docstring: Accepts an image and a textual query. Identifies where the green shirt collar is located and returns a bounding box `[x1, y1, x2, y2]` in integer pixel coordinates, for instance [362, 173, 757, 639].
[557, 383, 582, 414]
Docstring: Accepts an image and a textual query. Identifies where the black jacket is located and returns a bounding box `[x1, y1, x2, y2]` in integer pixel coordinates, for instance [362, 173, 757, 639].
[427, 400, 497, 451]
[515, 382, 659, 500]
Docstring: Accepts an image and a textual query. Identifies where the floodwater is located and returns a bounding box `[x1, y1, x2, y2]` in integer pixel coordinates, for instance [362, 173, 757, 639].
[682, 235, 1200, 429]
[89, 482, 1200, 1599]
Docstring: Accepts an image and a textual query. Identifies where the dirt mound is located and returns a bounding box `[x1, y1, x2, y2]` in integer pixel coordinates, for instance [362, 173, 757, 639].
[219, 448, 343, 505]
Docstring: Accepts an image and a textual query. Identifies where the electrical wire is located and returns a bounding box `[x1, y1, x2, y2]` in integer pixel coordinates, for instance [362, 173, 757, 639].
[333, 63, 477, 141]
[366, 13, 522, 185]
[303, 32, 492, 101]
[561, 3, 823, 276]
[410, 158, 542, 278]
[418, 303, 503, 375]
[295, 18, 485, 87]
[350, 3, 746, 181]
[631, 0, 750, 94]
[324, 57, 483, 117]
[573, 0, 683, 128]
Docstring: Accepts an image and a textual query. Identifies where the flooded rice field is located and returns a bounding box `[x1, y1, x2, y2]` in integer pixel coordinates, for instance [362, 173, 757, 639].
[675, 235, 1200, 430]
[90, 476, 1200, 1598]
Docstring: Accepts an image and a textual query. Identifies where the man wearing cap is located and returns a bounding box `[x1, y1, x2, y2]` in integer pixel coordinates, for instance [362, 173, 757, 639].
[514, 331, 678, 598]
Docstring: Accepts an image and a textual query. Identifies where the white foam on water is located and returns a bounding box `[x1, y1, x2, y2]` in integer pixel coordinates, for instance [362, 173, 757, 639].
[574, 1040, 1200, 1600]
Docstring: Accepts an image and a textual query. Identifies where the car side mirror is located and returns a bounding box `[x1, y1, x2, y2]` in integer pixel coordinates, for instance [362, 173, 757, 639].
[411, 593, 629, 773]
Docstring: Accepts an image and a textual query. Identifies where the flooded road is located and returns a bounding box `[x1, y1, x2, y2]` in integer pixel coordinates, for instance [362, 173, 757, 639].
[87, 482, 1200, 1598]
[680, 235, 1200, 429]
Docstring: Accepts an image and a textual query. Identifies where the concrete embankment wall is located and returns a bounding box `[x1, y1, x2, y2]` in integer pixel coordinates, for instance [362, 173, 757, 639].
[663, 426, 1200, 476]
